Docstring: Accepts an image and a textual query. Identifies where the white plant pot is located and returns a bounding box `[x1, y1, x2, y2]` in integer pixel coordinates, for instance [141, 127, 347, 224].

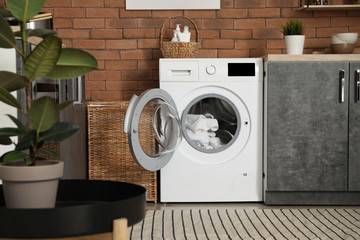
[285, 35, 305, 55]
[0, 160, 64, 209]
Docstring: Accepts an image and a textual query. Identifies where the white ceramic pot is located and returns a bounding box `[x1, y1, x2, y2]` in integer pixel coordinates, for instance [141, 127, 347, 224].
[332, 33, 358, 44]
[285, 35, 305, 55]
[0, 160, 64, 209]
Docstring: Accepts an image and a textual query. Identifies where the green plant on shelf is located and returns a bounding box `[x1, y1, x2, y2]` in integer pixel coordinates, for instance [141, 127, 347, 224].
[280, 18, 305, 36]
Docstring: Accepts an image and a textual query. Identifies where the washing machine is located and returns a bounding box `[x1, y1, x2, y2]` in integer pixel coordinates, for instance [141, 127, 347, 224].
[124, 58, 263, 202]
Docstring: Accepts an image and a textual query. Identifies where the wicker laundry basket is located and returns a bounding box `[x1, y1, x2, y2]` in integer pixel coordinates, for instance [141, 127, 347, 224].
[160, 15, 199, 58]
[87, 102, 157, 202]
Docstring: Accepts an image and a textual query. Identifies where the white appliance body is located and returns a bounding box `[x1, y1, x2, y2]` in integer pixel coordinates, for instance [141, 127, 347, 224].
[159, 58, 263, 202]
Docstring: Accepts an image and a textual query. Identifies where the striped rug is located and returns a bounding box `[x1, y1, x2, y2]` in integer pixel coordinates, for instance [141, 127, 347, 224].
[130, 209, 360, 240]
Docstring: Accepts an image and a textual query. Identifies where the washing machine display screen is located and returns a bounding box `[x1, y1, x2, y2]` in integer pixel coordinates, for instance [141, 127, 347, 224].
[228, 63, 255, 77]
[182, 95, 240, 153]
[138, 99, 181, 157]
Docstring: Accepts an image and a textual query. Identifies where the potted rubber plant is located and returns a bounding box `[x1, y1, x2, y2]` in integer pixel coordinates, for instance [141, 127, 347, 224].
[280, 18, 305, 54]
[0, 0, 98, 208]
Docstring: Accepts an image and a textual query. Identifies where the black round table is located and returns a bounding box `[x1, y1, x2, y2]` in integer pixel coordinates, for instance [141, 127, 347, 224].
[0, 180, 146, 239]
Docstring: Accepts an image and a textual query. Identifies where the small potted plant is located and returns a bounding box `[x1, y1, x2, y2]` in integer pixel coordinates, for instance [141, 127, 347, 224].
[280, 18, 305, 54]
[0, 0, 98, 208]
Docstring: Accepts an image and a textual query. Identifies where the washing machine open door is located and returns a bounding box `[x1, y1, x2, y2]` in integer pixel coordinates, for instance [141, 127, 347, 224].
[124, 89, 182, 171]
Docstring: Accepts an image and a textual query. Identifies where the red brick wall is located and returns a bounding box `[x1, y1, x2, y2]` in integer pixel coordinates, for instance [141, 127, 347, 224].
[3, 0, 360, 101]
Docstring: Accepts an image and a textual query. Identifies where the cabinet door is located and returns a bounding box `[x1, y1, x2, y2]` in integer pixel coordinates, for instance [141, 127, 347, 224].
[266, 62, 349, 191]
[349, 62, 360, 191]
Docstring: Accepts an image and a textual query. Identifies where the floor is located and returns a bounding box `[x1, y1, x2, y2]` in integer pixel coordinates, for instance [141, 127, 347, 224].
[147, 202, 360, 210]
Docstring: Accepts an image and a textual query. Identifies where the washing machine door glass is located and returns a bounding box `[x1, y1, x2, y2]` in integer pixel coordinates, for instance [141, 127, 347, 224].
[124, 89, 182, 171]
[182, 94, 240, 153]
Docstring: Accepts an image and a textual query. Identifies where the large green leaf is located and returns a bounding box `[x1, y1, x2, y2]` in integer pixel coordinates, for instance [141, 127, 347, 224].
[0, 71, 25, 92]
[7, 0, 46, 22]
[28, 96, 59, 133]
[14, 29, 57, 38]
[7, 114, 27, 132]
[41, 122, 79, 142]
[25, 35, 61, 83]
[0, 127, 23, 137]
[46, 48, 98, 80]
[0, 136, 12, 145]
[1, 150, 27, 164]
[0, 87, 21, 109]
[0, 15, 16, 48]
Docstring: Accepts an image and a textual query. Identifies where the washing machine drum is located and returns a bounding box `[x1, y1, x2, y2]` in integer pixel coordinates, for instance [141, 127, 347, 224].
[124, 89, 182, 171]
[182, 96, 239, 153]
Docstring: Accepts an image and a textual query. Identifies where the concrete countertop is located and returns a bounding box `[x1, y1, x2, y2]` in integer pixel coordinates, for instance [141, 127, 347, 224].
[264, 54, 360, 62]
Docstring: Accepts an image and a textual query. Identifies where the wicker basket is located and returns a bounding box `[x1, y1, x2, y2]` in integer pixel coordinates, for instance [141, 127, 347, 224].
[160, 16, 199, 58]
[87, 102, 157, 202]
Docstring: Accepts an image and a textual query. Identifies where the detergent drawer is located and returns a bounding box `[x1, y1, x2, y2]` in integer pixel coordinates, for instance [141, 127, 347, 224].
[160, 60, 199, 82]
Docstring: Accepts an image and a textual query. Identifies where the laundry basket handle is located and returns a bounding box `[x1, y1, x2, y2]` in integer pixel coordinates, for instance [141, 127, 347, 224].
[160, 16, 199, 43]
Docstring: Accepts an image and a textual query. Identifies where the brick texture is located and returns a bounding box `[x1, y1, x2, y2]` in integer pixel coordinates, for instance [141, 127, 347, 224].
[86, 8, 119, 18]
[87, 50, 120, 60]
[44, 0, 71, 7]
[105, 60, 137, 71]
[105, 0, 125, 7]
[249, 8, 280, 18]
[91, 29, 123, 39]
[72, 0, 104, 7]
[38, 0, 360, 101]
[53, 19, 72, 29]
[73, 19, 105, 29]
[121, 50, 153, 60]
[53, 8, 85, 17]
[57, 29, 90, 39]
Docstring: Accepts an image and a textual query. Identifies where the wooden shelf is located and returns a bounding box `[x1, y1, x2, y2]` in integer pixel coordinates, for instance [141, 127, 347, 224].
[298, 4, 360, 10]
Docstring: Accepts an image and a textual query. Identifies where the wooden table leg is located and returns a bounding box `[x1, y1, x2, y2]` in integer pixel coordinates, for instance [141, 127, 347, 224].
[112, 218, 129, 240]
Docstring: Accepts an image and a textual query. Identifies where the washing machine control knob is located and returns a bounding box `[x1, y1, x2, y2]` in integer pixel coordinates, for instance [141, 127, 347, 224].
[206, 64, 216, 75]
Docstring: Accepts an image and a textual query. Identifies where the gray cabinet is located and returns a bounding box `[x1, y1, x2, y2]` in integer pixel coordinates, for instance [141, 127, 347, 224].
[265, 61, 360, 205]
[349, 62, 360, 191]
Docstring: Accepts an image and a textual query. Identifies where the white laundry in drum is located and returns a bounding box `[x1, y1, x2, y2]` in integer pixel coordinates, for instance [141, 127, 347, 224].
[185, 114, 223, 149]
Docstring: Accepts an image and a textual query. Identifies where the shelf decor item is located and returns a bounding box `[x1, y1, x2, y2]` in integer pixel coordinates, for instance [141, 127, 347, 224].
[312, 0, 328, 4]
[330, 32, 358, 54]
[0, 0, 98, 209]
[280, 18, 305, 54]
[160, 16, 199, 58]
[298, 0, 360, 10]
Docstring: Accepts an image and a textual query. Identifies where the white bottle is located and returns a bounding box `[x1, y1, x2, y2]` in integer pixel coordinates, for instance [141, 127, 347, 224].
[175, 24, 181, 36]
[171, 30, 178, 42]
[178, 26, 191, 42]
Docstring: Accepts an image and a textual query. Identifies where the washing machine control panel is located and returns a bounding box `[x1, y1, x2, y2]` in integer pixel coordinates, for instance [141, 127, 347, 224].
[160, 58, 263, 82]
[201, 61, 259, 80]
[206, 64, 216, 75]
